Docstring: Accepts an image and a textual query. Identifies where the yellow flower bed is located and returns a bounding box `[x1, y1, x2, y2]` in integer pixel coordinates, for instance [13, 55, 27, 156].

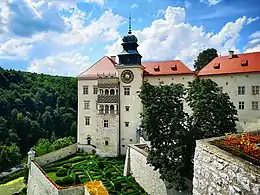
[85, 181, 109, 195]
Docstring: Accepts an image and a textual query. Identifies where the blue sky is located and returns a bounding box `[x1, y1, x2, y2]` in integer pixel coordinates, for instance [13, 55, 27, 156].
[0, 0, 259, 76]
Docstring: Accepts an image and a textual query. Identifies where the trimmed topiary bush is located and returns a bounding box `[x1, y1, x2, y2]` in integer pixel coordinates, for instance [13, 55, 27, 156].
[63, 163, 72, 168]
[105, 171, 112, 179]
[62, 176, 75, 185]
[98, 161, 105, 170]
[44, 167, 60, 173]
[114, 181, 122, 191]
[56, 168, 68, 177]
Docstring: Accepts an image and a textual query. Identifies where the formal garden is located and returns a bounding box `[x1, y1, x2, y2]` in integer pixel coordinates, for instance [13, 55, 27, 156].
[42, 154, 147, 195]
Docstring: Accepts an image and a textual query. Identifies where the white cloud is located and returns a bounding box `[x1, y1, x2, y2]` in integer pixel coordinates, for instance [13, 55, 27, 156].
[106, 6, 247, 69]
[27, 52, 90, 76]
[131, 4, 138, 9]
[0, 33, 44, 59]
[200, 0, 222, 6]
[244, 31, 260, 53]
[53, 9, 124, 45]
[247, 16, 259, 24]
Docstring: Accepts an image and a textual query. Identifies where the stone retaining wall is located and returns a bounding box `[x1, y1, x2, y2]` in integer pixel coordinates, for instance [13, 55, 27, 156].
[193, 137, 260, 195]
[59, 185, 84, 195]
[124, 144, 190, 195]
[35, 144, 77, 166]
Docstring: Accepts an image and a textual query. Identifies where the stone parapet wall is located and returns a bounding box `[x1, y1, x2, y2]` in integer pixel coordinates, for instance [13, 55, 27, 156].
[35, 144, 77, 166]
[27, 162, 59, 195]
[193, 137, 260, 195]
[58, 185, 84, 195]
[124, 144, 190, 195]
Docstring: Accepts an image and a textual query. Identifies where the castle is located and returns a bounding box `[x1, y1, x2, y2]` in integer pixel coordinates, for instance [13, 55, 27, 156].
[76, 22, 260, 157]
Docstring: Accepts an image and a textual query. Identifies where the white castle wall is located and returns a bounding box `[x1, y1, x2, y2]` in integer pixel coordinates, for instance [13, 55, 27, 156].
[35, 144, 77, 166]
[193, 137, 260, 195]
[124, 144, 191, 195]
[27, 162, 59, 195]
[58, 185, 84, 195]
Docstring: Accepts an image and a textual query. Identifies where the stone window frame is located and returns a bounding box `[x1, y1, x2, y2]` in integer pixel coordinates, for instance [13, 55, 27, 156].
[85, 116, 90, 125]
[93, 86, 98, 94]
[125, 106, 130, 112]
[252, 86, 260, 95]
[252, 101, 259, 110]
[83, 85, 89, 95]
[83, 101, 90, 110]
[124, 87, 130, 95]
[104, 119, 109, 128]
[238, 101, 245, 110]
[238, 86, 245, 95]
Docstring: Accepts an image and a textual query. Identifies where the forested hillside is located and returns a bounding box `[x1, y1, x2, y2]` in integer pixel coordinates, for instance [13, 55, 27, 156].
[0, 67, 77, 171]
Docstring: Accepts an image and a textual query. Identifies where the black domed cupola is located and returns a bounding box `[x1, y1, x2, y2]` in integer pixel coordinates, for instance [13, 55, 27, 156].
[117, 14, 142, 65]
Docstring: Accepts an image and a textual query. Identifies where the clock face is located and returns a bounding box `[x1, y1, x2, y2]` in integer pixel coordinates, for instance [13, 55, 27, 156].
[121, 70, 134, 84]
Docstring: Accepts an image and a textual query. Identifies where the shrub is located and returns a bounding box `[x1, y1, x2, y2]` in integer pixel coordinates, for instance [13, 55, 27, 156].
[62, 176, 75, 185]
[105, 172, 112, 179]
[0, 169, 25, 184]
[44, 167, 59, 173]
[98, 161, 104, 170]
[55, 179, 63, 185]
[63, 163, 72, 168]
[114, 181, 122, 191]
[56, 168, 68, 177]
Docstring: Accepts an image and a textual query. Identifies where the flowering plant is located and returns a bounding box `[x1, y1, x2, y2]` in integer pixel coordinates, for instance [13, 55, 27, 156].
[223, 131, 260, 160]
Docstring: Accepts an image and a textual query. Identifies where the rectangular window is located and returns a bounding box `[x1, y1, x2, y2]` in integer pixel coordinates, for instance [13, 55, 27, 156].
[93, 86, 98, 94]
[83, 86, 88, 94]
[238, 86, 245, 95]
[125, 106, 130, 111]
[104, 120, 109, 128]
[125, 122, 129, 127]
[85, 116, 90, 125]
[84, 101, 90, 110]
[87, 138, 91, 145]
[252, 101, 259, 110]
[105, 141, 109, 146]
[124, 87, 130, 95]
[239, 102, 244, 110]
[252, 86, 260, 95]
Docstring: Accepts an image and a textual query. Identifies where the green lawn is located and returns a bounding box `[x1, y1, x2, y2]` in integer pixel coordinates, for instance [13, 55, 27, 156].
[0, 177, 25, 195]
[43, 154, 147, 195]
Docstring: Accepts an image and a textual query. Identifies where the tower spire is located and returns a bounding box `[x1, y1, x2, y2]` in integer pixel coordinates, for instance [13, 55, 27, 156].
[128, 12, 132, 34]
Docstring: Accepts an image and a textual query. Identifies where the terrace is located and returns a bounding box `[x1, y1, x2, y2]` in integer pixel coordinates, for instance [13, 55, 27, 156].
[42, 154, 147, 195]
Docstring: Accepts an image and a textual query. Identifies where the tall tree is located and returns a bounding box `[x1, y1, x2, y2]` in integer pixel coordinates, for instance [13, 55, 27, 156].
[139, 81, 189, 190]
[194, 48, 218, 71]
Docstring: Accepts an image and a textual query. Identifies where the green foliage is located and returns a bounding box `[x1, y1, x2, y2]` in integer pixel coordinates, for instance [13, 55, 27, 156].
[56, 168, 68, 177]
[52, 137, 75, 150]
[139, 78, 238, 191]
[194, 48, 218, 71]
[0, 68, 77, 171]
[98, 161, 105, 170]
[114, 181, 122, 191]
[0, 144, 21, 172]
[34, 139, 53, 156]
[0, 170, 25, 185]
[62, 176, 75, 185]
[63, 163, 72, 168]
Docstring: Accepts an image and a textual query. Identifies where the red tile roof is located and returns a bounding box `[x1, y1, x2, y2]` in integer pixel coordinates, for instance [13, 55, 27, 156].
[142, 60, 194, 76]
[198, 51, 260, 76]
[77, 56, 117, 79]
[77, 57, 194, 79]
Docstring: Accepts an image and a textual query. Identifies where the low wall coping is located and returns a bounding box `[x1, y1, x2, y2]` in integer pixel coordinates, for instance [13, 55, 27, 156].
[196, 133, 260, 175]
[127, 143, 149, 157]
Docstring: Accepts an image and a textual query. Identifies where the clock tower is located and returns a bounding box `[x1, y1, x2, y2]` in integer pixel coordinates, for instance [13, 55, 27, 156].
[116, 15, 144, 155]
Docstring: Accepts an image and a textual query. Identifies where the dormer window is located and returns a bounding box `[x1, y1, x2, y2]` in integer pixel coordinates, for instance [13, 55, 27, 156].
[154, 65, 160, 71]
[213, 63, 220, 69]
[171, 64, 177, 71]
[241, 60, 248, 66]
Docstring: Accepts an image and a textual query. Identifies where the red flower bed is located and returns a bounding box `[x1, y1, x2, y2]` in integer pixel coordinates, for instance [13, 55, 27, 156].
[211, 131, 260, 166]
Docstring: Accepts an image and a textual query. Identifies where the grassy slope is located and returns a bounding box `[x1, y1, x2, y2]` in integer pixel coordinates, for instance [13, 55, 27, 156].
[0, 177, 25, 195]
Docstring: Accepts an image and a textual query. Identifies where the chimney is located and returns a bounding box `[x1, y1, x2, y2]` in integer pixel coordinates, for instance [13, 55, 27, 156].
[110, 56, 116, 62]
[229, 51, 234, 59]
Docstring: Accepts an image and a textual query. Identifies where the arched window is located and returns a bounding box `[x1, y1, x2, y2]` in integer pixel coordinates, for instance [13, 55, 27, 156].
[110, 89, 115, 95]
[105, 105, 109, 114]
[105, 89, 109, 95]
[110, 105, 115, 114]
[100, 89, 103, 95]
[99, 105, 104, 114]
[87, 136, 91, 145]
